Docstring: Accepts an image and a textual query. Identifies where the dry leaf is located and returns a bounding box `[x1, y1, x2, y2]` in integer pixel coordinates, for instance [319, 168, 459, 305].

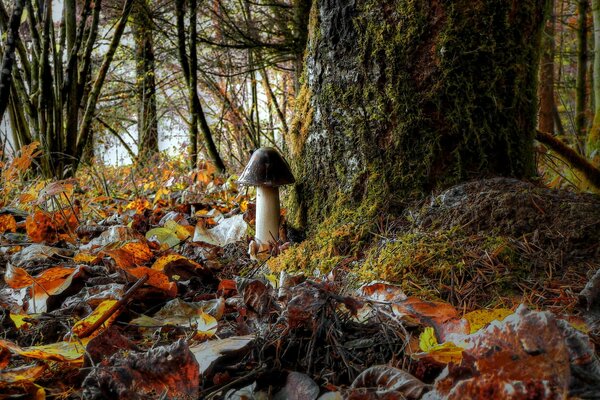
[71, 300, 121, 339]
[351, 365, 427, 399]
[0, 339, 88, 363]
[104, 241, 153, 269]
[0, 214, 17, 233]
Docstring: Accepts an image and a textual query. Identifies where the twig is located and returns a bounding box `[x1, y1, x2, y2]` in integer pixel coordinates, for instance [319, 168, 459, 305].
[77, 274, 149, 339]
[203, 365, 267, 399]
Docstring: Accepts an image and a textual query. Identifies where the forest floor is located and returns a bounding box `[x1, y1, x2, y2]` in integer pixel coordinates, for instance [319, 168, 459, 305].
[1, 152, 600, 399]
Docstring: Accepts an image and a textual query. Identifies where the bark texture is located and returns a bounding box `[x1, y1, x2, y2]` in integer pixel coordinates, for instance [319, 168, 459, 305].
[288, 0, 549, 230]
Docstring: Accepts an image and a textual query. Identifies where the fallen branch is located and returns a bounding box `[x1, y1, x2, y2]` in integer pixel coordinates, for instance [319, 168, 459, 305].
[536, 129, 600, 190]
[77, 274, 149, 339]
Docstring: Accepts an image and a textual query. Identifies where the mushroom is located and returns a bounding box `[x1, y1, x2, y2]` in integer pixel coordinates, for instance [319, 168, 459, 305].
[238, 147, 295, 248]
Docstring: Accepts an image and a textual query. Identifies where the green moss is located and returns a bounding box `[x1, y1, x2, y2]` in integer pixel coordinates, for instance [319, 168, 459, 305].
[270, 190, 380, 274]
[355, 229, 533, 306]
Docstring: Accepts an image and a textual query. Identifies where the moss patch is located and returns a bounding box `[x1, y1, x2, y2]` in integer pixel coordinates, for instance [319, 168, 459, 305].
[356, 230, 532, 307]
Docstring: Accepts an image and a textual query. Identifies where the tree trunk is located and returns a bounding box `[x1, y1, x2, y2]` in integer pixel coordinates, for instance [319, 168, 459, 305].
[538, 0, 555, 135]
[132, 0, 159, 162]
[288, 0, 549, 230]
[589, 0, 600, 164]
[576, 0, 589, 153]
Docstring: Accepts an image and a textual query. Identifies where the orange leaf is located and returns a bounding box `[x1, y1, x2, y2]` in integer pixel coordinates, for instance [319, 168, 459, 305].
[125, 198, 152, 214]
[5, 264, 34, 289]
[127, 267, 177, 297]
[25, 209, 78, 244]
[71, 300, 120, 339]
[104, 241, 153, 269]
[74, 252, 101, 264]
[0, 214, 17, 233]
[151, 253, 207, 280]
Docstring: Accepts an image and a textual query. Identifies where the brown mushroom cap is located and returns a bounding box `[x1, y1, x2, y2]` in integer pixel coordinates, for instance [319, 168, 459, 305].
[238, 147, 295, 187]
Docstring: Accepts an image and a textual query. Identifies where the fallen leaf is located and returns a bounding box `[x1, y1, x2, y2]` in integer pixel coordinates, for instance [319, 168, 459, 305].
[104, 241, 153, 269]
[0, 214, 17, 233]
[71, 300, 121, 339]
[190, 336, 254, 375]
[126, 267, 177, 297]
[351, 365, 427, 399]
[151, 253, 208, 280]
[193, 214, 247, 246]
[0, 339, 88, 363]
[359, 282, 408, 303]
[464, 308, 513, 334]
[0, 364, 46, 385]
[82, 339, 199, 399]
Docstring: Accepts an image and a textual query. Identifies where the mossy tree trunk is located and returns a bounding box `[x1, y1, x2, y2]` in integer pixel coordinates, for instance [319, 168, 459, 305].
[288, 0, 549, 231]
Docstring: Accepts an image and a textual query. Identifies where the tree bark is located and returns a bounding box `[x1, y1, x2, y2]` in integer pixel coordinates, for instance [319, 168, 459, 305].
[288, 0, 549, 230]
[132, 0, 159, 162]
[0, 0, 25, 124]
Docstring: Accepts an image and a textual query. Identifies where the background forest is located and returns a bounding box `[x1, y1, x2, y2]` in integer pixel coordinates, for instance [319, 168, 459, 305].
[0, 0, 597, 190]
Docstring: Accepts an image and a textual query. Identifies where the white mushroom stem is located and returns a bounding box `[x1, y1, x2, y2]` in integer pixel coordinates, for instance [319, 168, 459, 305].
[255, 186, 280, 245]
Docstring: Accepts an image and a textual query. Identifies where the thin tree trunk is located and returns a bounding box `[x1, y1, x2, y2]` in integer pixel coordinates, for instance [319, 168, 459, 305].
[75, 0, 135, 171]
[0, 0, 25, 123]
[576, 0, 589, 153]
[589, 0, 600, 164]
[538, 0, 555, 135]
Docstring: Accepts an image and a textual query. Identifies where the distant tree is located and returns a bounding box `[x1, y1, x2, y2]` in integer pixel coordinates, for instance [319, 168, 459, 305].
[132, 0, 159, 162]
[175, 0, 225, 172]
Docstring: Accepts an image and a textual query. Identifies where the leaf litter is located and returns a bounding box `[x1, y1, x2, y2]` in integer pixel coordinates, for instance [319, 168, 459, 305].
[0, 159, 598, 399]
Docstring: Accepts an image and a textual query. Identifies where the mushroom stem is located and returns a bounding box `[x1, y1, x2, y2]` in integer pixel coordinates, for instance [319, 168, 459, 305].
[255, 186, 280, 244]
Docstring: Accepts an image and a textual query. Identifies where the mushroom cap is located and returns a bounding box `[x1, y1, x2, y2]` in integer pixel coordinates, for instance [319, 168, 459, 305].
[238, 147, 295, 187]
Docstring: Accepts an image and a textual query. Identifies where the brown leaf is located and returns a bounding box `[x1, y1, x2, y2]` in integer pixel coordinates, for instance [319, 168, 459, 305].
[359, 282, 408, 303]
[428, 305, 571, 399]
[82, 339, 199, 400]
[350, 365, 427, 399]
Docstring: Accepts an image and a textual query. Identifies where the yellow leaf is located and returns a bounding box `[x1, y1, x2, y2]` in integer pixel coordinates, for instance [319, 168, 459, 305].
[10, 313, 40, 329]
[464, 308, 513, 334]
[164, 220, 192, 240]
[419, 327, 438, 352]
[417, 326, 465, 364]
[153, 187, 170, 205]
[71, 300, 120, 339]
[74, 252, 100, 264]
[264, 273, 279, 288]
[0, 364, 46, 385]
[0, 339, 89, 363]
